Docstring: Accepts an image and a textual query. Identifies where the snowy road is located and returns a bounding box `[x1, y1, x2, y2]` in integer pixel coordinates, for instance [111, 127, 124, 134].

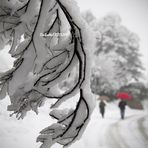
[71, 102, 148, 148]
[0, 99, 148, 148]
[106, 115, 148, 148]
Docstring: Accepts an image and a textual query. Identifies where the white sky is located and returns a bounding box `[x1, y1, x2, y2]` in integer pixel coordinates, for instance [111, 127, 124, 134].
[76, 0, 148, 72]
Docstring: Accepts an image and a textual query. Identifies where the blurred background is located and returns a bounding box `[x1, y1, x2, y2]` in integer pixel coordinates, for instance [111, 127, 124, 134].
[0, 0, 148, 148]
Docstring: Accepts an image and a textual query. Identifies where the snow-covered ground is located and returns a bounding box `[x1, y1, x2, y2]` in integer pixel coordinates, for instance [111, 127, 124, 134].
[0, 97, 148, 148]
[0, 50, 148, 148]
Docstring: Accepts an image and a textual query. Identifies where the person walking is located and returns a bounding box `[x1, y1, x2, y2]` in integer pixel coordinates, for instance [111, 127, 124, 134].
[118, 100, 127, 119]
[99, 100, 106, 118]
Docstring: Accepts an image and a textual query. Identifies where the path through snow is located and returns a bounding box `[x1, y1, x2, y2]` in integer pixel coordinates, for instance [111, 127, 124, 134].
[106, 114, 148, 148]
[70, 101, 148, 148]
[0, 99, 148, 148]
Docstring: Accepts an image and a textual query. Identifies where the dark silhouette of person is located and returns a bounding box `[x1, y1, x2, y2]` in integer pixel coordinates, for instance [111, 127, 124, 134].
[99, 100, 106, 118]
[118, 100, 127, 119]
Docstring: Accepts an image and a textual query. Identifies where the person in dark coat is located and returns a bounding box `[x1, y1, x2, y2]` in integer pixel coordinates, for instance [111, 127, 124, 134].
[99, 100, 106, 118]
[118, 100, 127, 119]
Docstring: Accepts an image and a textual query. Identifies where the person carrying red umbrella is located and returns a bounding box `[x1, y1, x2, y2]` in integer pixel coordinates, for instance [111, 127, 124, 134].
[118, 100, 127, 119]
[116, 92, 132, 119]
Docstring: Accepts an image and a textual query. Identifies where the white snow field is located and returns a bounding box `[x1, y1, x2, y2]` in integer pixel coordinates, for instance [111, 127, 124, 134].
[0, 48, 148, 148]
[0, 97, 148, 148]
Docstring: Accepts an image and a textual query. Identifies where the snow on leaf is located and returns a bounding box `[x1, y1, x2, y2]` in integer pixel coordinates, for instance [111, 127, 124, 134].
[0, 0, 95, 148]
[38, 89, 90, 147]
[0, 82, 7, 100]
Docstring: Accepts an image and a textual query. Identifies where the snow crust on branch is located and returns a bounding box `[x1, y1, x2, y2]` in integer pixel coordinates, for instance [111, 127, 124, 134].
[0, 0, 95, 147]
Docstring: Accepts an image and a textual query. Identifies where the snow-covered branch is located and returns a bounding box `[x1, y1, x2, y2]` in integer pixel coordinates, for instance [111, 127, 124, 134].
[0, 0, 95, 147]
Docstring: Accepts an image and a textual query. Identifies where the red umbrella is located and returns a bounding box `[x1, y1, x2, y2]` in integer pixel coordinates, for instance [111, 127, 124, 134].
[116, 92, 132, 100]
